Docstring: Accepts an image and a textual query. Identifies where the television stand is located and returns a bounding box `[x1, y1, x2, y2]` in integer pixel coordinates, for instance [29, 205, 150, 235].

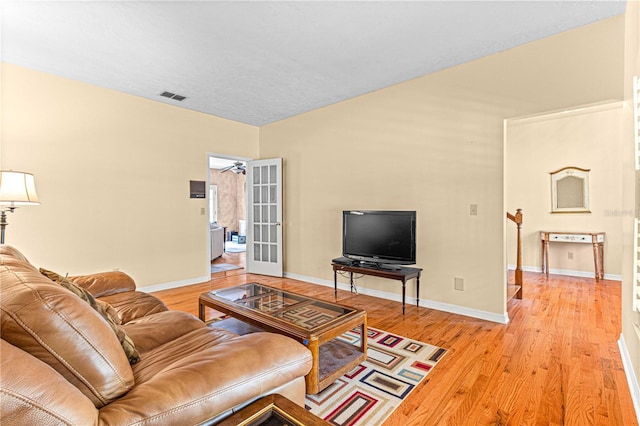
[331, 259, 422, 314]
[375, 263, 402, 271]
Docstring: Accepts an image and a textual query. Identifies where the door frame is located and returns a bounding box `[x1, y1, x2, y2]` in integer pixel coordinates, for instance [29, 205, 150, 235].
[206, 152, 251, 268]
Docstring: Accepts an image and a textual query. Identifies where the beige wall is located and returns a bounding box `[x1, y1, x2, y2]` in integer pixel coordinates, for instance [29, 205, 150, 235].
[0, 15, 624, 319]
[260, 16, 624, 318]
[506, 103, 623, 278]
[0, 63, 259, 288]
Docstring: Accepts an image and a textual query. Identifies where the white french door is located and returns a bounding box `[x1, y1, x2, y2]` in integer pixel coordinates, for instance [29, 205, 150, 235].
[246, 158, 283, 276]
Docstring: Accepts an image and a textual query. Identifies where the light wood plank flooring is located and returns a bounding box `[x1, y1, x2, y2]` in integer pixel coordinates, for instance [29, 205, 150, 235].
[152, 260, 637, 426]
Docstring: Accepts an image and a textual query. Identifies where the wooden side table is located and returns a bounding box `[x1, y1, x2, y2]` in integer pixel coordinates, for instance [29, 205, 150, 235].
[216, 394, 329, 426]
[540, 231, 605, 280]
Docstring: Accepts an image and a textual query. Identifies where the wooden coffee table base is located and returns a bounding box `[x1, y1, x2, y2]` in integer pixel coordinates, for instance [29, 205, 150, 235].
[302, 315, 366, 394]
[198, 284, 367, 395]
[216, 394, 329, 426]
[204, 316, 367, 395]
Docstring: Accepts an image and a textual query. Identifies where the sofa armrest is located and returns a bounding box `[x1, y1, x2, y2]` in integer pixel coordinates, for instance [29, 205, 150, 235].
[98, 291, 169, 324]
[71, 271, 137, 298]
[39, 268, 165, 323]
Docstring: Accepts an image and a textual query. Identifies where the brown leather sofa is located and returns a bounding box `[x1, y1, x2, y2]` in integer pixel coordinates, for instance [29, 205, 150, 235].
[0, 245, 312, 425]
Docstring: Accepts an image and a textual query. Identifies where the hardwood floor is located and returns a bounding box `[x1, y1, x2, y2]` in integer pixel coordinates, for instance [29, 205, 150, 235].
[151, 267, 637, 426]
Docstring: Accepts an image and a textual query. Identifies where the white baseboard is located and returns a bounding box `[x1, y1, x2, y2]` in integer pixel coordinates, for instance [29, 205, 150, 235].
[284, 272, 509, 324]
[507, 264, 621, 281]
[140, 275, 211, 293]
[420, 298, 509, 324]
[618, 333, 640, 423]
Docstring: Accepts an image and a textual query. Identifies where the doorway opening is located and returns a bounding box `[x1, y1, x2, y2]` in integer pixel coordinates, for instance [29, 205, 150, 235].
[208, 153, 249, 274]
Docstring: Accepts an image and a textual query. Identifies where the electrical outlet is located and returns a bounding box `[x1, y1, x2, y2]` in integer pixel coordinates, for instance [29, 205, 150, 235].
[470, 204, 478, 216]
[568, 252, 574, 260]
[454, 277, 464, 291]
[200, 207, 206, 215]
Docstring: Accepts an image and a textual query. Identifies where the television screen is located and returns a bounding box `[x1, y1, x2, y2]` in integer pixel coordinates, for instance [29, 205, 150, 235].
[342, 210, 416, 265]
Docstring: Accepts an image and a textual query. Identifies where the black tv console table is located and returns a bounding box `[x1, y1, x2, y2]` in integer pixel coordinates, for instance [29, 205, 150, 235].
[331, 259, 422, 314]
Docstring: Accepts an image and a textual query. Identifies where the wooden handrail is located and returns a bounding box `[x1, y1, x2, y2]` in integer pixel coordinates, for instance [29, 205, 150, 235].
[506, 208, 523, 299]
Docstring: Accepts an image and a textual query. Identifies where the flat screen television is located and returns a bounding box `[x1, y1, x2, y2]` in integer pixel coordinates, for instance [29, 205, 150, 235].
[342, 210, 416, 266]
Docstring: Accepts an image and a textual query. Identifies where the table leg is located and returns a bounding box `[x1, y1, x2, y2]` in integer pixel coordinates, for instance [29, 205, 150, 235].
[360, 317, 368, 355]
[402, 279, 406, 315]
[542, 238, 550, 277]
[198, 301, 205, 321]
[592, 240, 600, 281]
[304, 339, 320, 394]
[416, 276, 420, 308]
[593, 242, 605, 281]
[350, 272, 354, 293]
[334, 269, 338, 297]
[540, 238, 543, 274]
[599, 242, 605, 280]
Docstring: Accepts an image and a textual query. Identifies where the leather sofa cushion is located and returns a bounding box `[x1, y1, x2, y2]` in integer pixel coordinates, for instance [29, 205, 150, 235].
[0, 340, 98, 425]
[123, 310, 206, 352]
[0, 245, 30, 263]
[98, 328, 313, 425]
[39, 268, 140, 364]
[0, 247, 135, 408]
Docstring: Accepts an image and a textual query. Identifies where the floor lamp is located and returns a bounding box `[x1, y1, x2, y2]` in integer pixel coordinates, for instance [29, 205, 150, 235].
[0, 170, 40, 245]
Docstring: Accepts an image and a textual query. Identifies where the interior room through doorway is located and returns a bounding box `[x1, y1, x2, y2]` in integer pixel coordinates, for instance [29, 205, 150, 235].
[208, 154, 249, 272]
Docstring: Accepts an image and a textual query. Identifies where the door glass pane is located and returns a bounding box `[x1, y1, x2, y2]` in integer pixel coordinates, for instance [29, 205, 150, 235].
[270, 165, 277, 184]
[270, 205, 276, 223]
[247, 159, 281, 272]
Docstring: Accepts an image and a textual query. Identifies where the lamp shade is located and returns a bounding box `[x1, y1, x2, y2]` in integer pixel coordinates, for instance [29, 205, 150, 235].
[0, 171, 40, 206]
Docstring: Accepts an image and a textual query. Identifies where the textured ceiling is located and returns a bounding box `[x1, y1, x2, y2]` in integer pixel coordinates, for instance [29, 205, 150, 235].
[1, 1, 626, 126]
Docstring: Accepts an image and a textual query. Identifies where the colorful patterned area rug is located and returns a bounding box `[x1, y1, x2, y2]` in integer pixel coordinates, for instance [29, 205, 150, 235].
[306, 327, 446, 426]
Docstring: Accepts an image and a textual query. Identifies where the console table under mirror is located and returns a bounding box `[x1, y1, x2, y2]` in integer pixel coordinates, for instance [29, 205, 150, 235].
[540, 231, 605, 281]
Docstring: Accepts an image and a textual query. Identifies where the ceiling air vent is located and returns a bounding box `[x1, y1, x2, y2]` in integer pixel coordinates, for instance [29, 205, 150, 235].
[160, 91, 187, 101]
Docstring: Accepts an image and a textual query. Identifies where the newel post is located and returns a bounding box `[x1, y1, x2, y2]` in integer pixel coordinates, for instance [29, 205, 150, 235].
[506, 209, 523, 298]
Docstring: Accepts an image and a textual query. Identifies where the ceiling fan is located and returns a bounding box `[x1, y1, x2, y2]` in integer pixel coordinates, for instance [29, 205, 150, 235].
[220, 161, 246, 175]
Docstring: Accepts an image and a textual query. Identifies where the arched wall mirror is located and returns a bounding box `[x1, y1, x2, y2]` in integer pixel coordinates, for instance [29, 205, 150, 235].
[550, 166, 591, 213]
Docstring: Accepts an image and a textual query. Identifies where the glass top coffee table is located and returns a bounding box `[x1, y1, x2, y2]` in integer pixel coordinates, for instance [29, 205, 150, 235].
[198, 283, 367, 394]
